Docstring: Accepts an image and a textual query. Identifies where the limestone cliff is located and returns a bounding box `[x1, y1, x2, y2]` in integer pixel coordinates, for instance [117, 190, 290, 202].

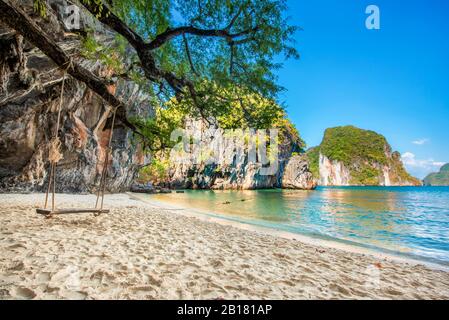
[1, 1, 313, 193]
[0, 0, 148, 192]
[149, 119, 316, 190]
[423, 164, 449, 186]
[307, 126, 421, 186]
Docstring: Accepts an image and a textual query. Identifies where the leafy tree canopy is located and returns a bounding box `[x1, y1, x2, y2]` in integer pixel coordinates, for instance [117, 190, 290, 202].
[72, 0, 298, 114]
[32, 0, 299, 150]
[131, 82, 304, 152]
[112, 0, 297, 91]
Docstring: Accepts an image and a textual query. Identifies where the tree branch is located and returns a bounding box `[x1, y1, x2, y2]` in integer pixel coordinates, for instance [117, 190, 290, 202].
[147, 25, 258, 50]
[79, 0, 192, 97]
[182, 33, 198, 76]
[225, 5, 244, 31]
[229, 44, 235, 76]
[0, 0, 141, 134]
[191, 0, 203, 26]
[78, 0, 259, 104]
[79, 0, 146, 50]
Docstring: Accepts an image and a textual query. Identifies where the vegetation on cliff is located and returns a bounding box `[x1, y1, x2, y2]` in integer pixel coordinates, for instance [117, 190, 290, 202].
[320, 126, 388, 166]
[424, 164, 449, 186]
[306, 146, 320, 180]
[135, 87, 304, 184]
[37, 0, 298, 126]
[70, 0, 301, 155]
[307, 126, 420, 185]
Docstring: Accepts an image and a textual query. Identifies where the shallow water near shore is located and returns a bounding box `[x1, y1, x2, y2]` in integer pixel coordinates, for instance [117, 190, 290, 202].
[149, 186, 449, 265]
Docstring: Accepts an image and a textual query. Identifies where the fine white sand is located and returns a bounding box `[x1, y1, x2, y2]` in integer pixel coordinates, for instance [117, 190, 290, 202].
[0, 193, 448, 300]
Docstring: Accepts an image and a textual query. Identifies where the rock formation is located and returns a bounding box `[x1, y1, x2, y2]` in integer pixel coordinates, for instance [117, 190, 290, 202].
[423, 163, 449, 186]
[0, 0, 149, 193]
[0, 1, 315, 193]
[281, 155, 316, 189]
[152, 119, 316, 190]
[307, 126, 421, 186]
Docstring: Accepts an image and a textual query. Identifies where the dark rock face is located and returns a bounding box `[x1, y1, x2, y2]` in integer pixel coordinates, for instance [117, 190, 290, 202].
[130, 182, 173, 194]
[0, 1, 149, 193]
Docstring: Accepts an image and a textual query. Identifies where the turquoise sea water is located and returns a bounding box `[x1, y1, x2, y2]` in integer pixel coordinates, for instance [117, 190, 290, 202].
[149, 187, 449, 265]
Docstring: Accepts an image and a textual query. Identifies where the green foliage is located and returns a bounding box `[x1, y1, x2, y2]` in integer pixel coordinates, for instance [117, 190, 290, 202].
[320, 126, 388, 165]
[423, 163, 449, 186]
[89, 0, 298, 102]
[35, 0, 299, 133]
[81, 0, 107, 18]
[33, 0, 47, 17]
[388, 151, 420, 185]
[305, 146, 320, 179]
[215, 87, 284, 129]
[74, 0, 302, 181]
[307, 126, 420, 185]
[130, 103, 187, 152]
[71, 0, 301, 154]
[132, 84, 303, 153]
[80, 34, 126, 75]
[350, 166, 381, 186]
[166, 83, 305, 149]
[137, 158, 170, 183]
[275, 117, 305, 150]
[133, 83, 303, 186]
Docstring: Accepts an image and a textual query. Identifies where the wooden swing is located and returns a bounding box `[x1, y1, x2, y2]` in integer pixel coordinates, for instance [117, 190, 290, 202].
[36, 61, 115, 218]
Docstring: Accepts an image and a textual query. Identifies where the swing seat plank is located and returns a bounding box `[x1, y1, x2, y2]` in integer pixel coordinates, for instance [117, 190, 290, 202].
[36, 208, 109, 215]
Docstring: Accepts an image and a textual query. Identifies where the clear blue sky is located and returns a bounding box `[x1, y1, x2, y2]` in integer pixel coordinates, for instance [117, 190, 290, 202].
[275, 0, 449, 179]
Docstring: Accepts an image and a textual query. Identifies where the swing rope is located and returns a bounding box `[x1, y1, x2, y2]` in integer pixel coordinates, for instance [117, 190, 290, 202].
[44, 59, 71, 211]
[95, 106, 117, 213]
[42, 59, 117, 216]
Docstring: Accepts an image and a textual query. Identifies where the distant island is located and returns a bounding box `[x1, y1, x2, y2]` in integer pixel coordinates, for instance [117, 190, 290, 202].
[307, 126, 421, 186]
[423, 164, 449, 186]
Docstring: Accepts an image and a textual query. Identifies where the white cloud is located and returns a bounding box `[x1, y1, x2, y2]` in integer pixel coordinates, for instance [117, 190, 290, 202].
[412, 138, 429, 145]
[401, 152, 445, 178]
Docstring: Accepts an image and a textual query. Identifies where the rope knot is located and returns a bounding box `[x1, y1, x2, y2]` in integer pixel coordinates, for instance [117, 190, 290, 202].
[48, 136, 63, 164]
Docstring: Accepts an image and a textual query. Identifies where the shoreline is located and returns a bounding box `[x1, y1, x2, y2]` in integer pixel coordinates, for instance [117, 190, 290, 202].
[128, 192, 449, 272]
[1, 192, 448, 299]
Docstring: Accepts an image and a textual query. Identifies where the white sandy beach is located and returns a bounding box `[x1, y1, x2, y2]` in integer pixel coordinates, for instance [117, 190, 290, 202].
[0, 193, 448, 300]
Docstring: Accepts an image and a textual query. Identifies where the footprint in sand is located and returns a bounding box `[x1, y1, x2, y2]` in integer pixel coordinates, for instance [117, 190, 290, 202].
[13, 287, 36, 299]
[146, 275, 162, 287]
[209, 259, 223, 268]
[62, 290, 88, 300]
[130, 286, 156, 295]
[8, 261, 25, 271]
[329, 284, 351, 296]
[7, 243, 27, 250]
[36, 272, 51, 284]
[384, 287, 404, 296]
[0, 288, 10, 298]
